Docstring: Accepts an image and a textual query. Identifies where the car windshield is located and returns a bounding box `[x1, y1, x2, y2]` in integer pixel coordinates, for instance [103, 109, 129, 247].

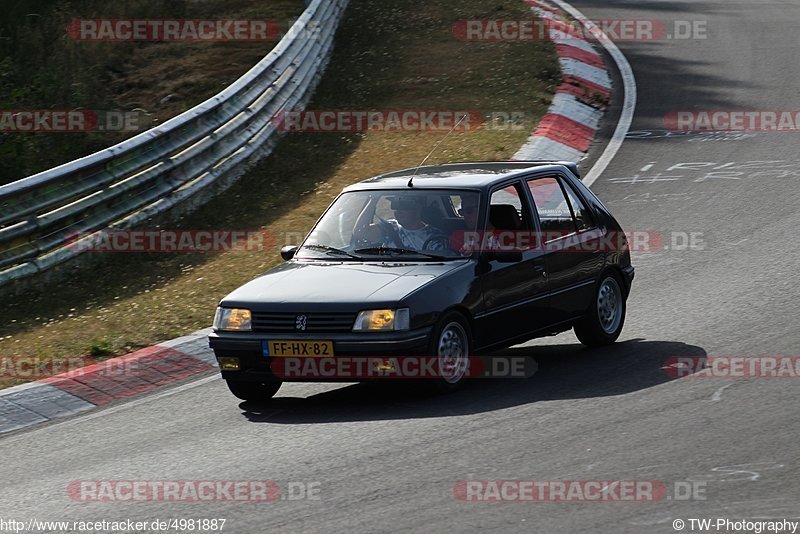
[296, 189, 481, 260]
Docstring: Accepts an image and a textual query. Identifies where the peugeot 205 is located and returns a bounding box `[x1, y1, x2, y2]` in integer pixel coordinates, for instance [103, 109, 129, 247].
[209, 162, 635, 400]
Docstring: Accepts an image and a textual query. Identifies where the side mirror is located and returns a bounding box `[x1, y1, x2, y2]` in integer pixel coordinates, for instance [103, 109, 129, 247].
[280, 245, 298, 261]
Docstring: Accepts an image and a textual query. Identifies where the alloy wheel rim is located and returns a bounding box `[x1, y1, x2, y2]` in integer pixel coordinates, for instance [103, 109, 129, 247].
[597, 277, 622, 334]
[437, 322, 468, 384]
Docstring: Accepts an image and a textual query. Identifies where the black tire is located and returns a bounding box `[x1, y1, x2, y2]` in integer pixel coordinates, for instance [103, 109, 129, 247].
[225, 380, 282, 401]
[425, 311, 472, 393]
[574, 271, 626, 347]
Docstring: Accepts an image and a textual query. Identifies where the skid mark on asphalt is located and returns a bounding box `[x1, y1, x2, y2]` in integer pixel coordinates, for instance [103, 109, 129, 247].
[605, 192, 690, 205]
[625, 129, 759, 142]
[710, 383, 734, 401]
[685, 463, 786, 483]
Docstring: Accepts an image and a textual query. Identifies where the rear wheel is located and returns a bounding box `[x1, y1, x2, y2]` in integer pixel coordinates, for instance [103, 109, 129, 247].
[225, 380, 282, 401]
[574, 272, 626, 346]
[426, 311, 472, 392]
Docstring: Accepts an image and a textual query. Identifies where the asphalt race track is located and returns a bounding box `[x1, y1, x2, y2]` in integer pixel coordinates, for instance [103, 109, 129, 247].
[2, 1, 799, 532]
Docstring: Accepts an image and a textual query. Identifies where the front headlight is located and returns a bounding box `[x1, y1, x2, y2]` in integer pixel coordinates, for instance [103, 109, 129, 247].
[352, 308, 410, 331]
[213, 307, 252, 331]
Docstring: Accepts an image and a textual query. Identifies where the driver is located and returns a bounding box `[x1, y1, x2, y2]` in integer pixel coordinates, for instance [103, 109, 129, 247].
[386, 196, 445, 251]
[357, 195, 446, 251]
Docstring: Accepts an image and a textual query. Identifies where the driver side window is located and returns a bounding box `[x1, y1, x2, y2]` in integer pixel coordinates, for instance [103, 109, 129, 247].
[488, 183, 534, 250]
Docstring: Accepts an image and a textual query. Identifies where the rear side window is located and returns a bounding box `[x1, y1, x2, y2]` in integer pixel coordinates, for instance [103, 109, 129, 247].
[527, 176, 597, 240]
[527, 177, 575, 239]
[562, 180, 595, 231]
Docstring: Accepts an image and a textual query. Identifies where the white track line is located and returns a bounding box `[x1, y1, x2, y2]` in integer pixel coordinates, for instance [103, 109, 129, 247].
[549, 0, 637, 186]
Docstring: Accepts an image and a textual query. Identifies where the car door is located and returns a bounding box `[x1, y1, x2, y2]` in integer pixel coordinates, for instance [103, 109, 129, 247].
[474, 180, 550, 348]
[525, 174, 605, 324]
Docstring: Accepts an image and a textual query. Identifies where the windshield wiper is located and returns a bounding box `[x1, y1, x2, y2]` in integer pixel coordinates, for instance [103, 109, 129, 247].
[354, 246, 451, 260]
[301, 244, 362, 259]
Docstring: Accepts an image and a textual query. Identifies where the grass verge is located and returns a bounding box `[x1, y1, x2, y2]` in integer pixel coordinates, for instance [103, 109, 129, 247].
[0, 0, 559, 388]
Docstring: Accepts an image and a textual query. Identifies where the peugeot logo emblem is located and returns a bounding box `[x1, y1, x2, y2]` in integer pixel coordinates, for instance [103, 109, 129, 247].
[295, 315, 308, 331]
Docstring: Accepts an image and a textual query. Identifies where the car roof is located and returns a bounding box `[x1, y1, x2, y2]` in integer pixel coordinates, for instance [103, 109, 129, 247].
[341, 161, 580, 192]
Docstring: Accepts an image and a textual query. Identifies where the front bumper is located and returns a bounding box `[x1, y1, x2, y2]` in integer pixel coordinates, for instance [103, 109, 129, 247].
[208, 327, 432, 382]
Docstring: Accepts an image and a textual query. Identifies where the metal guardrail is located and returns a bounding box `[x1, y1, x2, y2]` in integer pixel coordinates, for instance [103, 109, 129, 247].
[0, 0, 348, 288]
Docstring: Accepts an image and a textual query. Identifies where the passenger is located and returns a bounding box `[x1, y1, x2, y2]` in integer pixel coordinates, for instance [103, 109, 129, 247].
[454, 196, 495, 254]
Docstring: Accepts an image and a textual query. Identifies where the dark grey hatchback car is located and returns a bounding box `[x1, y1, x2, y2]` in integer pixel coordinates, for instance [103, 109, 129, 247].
[209, 162, 634, 400]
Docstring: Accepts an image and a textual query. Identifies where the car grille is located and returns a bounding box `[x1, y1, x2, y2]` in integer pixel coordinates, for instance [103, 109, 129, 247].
[251, 312, 356, 333]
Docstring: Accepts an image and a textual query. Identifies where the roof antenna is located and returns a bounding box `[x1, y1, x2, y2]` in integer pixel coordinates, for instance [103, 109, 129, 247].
[408, 112, 469, 187]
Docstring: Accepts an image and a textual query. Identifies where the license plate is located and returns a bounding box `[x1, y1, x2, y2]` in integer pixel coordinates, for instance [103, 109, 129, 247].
[262, 340, 334, 357]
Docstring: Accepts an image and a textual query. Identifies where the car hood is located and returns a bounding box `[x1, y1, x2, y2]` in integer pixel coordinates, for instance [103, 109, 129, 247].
[220, 260, 470, 312]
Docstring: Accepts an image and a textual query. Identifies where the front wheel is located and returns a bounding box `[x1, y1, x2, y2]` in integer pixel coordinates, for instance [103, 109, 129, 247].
[574, 273, 626, 346]
[225, 380, 282, 401]
[426, 311, 472, 393]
